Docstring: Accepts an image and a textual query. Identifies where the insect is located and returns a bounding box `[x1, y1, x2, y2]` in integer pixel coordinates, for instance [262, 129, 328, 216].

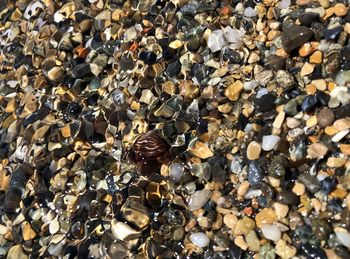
[128, 130, 172, 177]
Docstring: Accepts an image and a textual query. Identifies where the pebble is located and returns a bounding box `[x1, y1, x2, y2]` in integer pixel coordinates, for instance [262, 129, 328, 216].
[275, 240, 297, 259]
[190, 232, 210, 247]
[281, 24, 313, 52]
[274, 202, 289, 218]
[223, 214, 238, 229]
[298, 173, 321, 193]
[317, 108, 335, 127]
[262, 135, 280, 151]
[255, 70, 274, 87]
[292, 182, 306, 196]
[188, 189, 212, 211]
[300, 62, 315, 77]
[230, 156, 244, 174]
[225, 81, 243, 101]
[111, 220, 140, 241]
[276, 70, 294, 90]
[248, 161, 264, 185]
[334, 3, 348, 16]
[169, 163, 185, 183]
[333, 118, 350, 131]
[310, 51, 322, 64]
[261, 224, 281, 241]
[276, 190, 299, 205]
[246, 141, 261, 160]
[255, 208, 277, 228]
[189, 141, 214, 159]
[335, 231, 350, 248]
[234, 217, 255, 235]
[307, 143, 328, 158]
[332, 129, 349, 142]
[244, 7, 257, 17]
[245, 230, 260, 252]
[207, 30, 226, 53]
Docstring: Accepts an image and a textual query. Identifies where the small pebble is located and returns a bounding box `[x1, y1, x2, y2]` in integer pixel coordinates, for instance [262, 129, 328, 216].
[261, 224, 281, 241]
[190, 232, 210, 247]
[262, 135, 280, 151]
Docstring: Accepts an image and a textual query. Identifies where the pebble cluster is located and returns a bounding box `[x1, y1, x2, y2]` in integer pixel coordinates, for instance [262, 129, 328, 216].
[1, 0, 350, 258]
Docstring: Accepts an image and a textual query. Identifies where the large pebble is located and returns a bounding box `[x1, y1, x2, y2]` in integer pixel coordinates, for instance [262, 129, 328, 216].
[207, 30, 226, 53]
[190, 232, 210, 247]
[281, 24, 313, 52]
[261, 224, 281, 241]
[336, 231, 350, 248]
[188, 189, 212, 211]
[262, 135, 280, 151]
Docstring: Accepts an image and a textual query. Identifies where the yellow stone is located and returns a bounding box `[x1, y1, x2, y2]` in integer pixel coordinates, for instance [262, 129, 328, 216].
[246, 141, 261, 160]
[327, 157, 347, 167]
[223, 214, 238, 229]
[292, 182, 305, 196]
[309, 50, 322, 64]
[325, 126, 338, 136]
[189, 140, 214, 159]
[169, 39, 184, 49]
[334, 3, 348, 16]
[305, 84, 316, 95]
[339, 144, 350, 155]
[22, 221, 36, 241]
[299, 42, 313, 57]
[234, 216, 255, 235]
[234, 236, 248, 250]
[312, 79, 327, 91]
[273, 202, 289, 218]
[275, 240, 297, 259]
[300, 62, 315, 77]
[255, 208, 277, 228]
[331, 188, 348, 199]
[273, 111, 285, 129]
[224, 81, 244, 101]
[306, 116, 318, 127]
[333, 118, 350, 131]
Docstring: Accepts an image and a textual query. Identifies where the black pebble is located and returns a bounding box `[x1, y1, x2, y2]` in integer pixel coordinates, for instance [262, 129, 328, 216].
[139, 51, 158, 65]
[276, 190, 299, 205]
[300, 243, 327, 259]
[301, 95, 318, 112]
[323, 26, 343, 41]
[321, 177, 337, 194]
[255, 93, 276, 113]
[166, 60, 181, 77]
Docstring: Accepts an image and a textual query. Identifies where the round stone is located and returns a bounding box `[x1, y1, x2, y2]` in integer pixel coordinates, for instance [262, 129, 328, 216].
[246, 141, 261, 160]
[190, 232, 210, 247]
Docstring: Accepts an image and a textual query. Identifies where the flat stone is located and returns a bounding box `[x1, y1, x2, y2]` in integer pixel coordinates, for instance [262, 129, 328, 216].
[281, 24, 314, 52]
[333, 118, 350, 131]
[188, 189, 212, 211]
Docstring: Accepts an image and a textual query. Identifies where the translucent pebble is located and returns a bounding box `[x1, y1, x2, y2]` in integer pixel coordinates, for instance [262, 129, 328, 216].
[190, 232, 210, 247]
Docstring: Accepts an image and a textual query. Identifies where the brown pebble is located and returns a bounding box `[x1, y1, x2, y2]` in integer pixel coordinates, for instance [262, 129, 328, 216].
[333, 118, 350, 131]
[246, 141, 261, 160]
[339, 144, 350, 155]
[307, 143, 329, 158]
[334, 3, 348, 16]
[255, 208, 277, 228]
[309, 50, 322, 64]
[317, 108, 335, 127]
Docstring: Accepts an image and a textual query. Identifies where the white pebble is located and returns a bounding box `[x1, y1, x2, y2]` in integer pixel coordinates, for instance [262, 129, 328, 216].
[230, 156, 244, 174]
[336, 231, 350, 248]
[244, 7, 257, 17]
[261, 224, 281, 241]
[244, 80, 259, 91]
[256, 88, 268, 98]
[190, 232, 210, 247]
[278, 0, 291, 9]
[262, 135, 280, 151]
[207, 30, 227, 53]
[332, 129, 349, 142]
[223, 26, 244, 45]
[188, 189, 212, 211]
